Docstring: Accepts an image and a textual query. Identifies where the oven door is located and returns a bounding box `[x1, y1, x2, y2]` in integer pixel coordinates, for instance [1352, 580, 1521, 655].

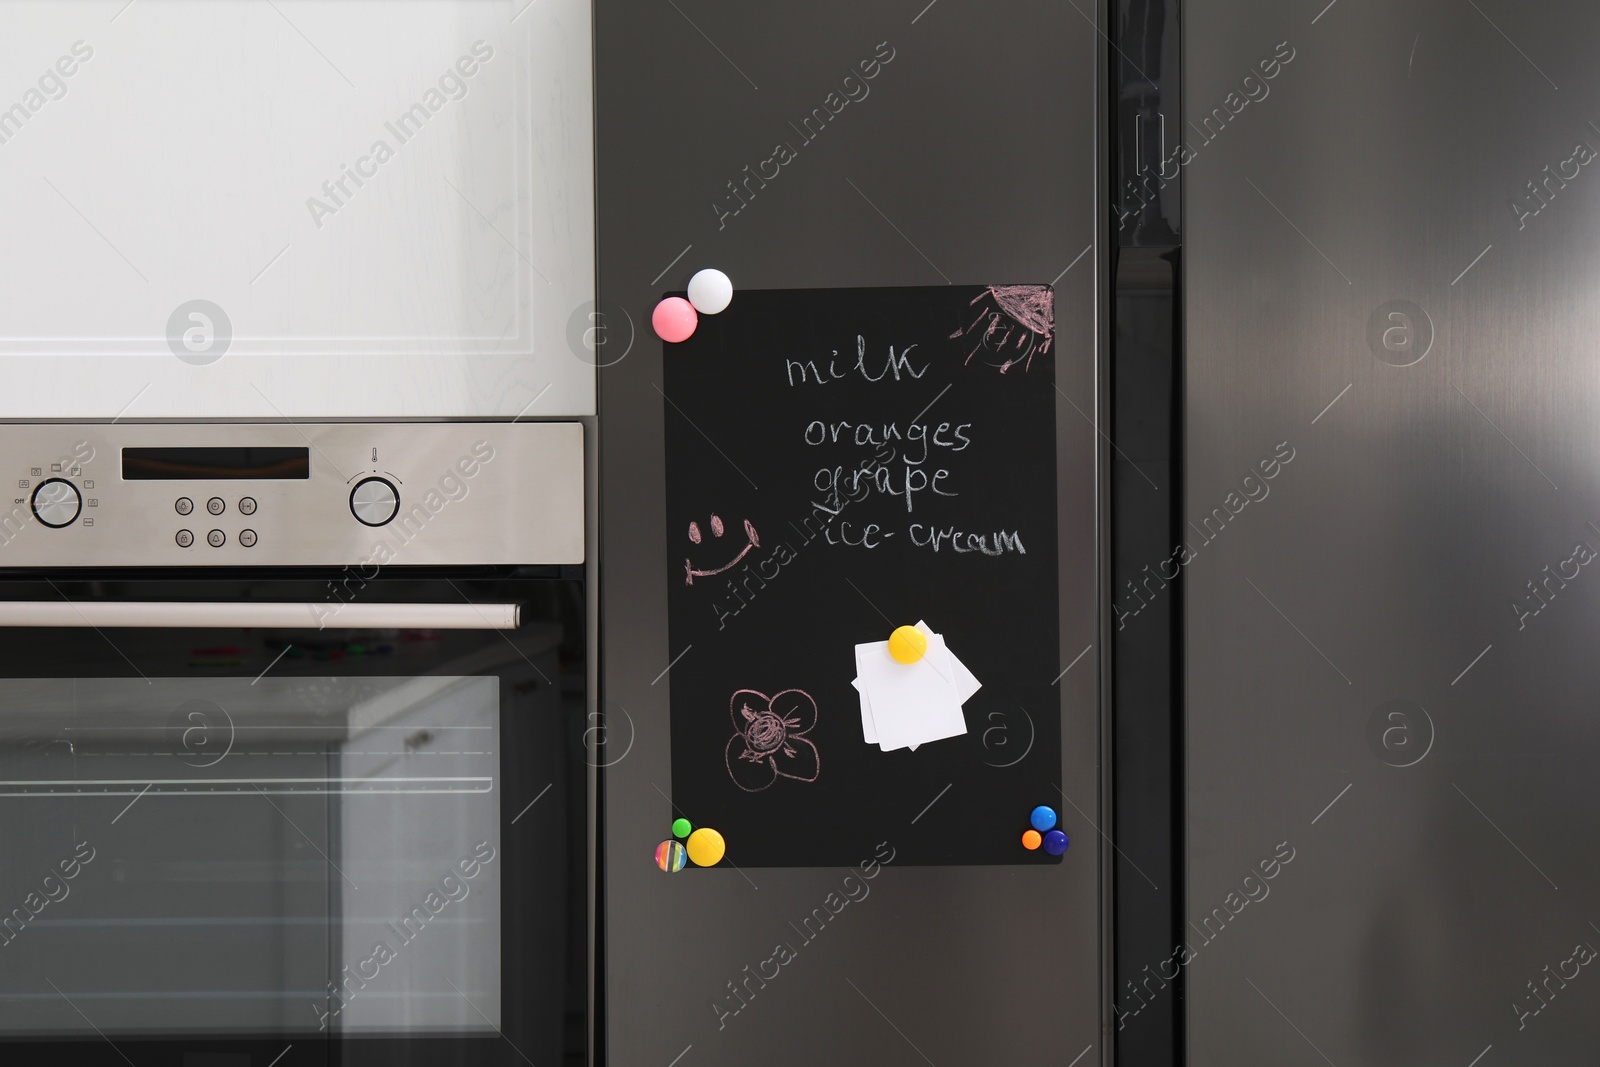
[0, 571, 587, 1066]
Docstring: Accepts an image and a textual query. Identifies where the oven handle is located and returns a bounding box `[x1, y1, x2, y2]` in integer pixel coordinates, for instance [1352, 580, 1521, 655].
[0, 602, 520, 629]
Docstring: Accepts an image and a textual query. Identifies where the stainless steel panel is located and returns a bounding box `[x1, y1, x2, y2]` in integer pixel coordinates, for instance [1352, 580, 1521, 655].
[0, 422, 583, 565]
[597, 2, 1104, 1064]
[1186, 2, 1600, 1062]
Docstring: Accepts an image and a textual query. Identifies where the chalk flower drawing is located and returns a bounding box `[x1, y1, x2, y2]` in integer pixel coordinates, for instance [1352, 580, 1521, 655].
[686, 513, 761, 585]
[726, 689, 820, 791]
[950, 284, 1054, 373]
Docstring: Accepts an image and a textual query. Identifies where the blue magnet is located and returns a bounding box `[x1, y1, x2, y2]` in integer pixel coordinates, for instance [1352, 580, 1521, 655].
[1042, 830, 1069, 856]
[1030, 805, 1057, 832]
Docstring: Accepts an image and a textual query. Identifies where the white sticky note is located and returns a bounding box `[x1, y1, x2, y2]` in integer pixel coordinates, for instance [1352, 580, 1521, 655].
[852, 625, 981, 752]
[856, 685, 924, 751]
[855, 641, 966, 751]
[851, 677, 877, 744]
[924, 625, 981, 703]
[914, 620, 953, 682]
[953, 655, 981, 704]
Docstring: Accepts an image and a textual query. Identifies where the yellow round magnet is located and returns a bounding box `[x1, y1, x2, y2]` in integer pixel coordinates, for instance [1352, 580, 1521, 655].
[686, 827, 726, 867]
[888, 625, 927, 664]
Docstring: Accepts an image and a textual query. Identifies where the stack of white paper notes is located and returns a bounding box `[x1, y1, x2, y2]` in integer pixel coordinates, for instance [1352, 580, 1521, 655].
[852, 620, 981, 752]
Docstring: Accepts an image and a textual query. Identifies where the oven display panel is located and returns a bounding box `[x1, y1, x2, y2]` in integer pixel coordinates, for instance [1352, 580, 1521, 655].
[122, 448, 311, 481]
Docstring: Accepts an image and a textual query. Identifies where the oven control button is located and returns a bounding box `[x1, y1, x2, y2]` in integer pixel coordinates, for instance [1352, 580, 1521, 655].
[349, 477, 399, 527]
[207, 529, 225, 548]
[239, 497, 257, 516]
[175, 497, 194, 516]
[207, 497, 225, 516]
[30, 478, 81, 528]
[175, 529, 194, 548]
[239, 529, 257, 548]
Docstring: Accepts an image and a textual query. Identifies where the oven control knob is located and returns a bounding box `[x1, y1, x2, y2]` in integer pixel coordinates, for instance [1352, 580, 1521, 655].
[349, 477, 399, 527]
[31, 478, 82, 529]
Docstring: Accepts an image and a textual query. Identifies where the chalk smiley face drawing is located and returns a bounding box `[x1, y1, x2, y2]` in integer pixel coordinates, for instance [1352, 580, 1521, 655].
[684, 513, 760, 585]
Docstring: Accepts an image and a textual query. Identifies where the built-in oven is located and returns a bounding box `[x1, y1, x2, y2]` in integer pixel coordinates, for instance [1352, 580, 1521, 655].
[0, 422, 589, 1065]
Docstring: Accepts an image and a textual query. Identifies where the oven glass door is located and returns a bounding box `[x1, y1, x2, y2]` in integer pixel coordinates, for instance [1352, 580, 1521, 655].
[0, 575, 586, 1065]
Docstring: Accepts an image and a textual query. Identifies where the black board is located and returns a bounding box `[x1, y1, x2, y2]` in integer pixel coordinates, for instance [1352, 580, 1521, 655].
[661, 284, 1064, 866]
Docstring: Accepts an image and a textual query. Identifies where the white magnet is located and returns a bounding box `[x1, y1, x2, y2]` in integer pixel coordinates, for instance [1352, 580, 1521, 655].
[687, 269, 733, 315]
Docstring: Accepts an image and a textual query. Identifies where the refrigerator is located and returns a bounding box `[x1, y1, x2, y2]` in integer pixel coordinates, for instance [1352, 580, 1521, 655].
[1183, 0, 1600, 1064]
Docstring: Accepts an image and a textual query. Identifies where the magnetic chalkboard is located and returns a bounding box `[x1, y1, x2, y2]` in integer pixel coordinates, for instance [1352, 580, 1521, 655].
[662, 285, 1064, 866]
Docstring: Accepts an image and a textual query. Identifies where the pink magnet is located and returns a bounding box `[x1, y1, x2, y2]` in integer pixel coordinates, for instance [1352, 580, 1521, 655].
[653, 297, 698, 343]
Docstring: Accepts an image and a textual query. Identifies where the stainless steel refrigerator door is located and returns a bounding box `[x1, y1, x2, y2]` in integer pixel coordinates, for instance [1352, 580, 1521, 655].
[0, 0, 593, 418]
[597, 2, 1104, 1064]
[1185, 1, 1600, 1063]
